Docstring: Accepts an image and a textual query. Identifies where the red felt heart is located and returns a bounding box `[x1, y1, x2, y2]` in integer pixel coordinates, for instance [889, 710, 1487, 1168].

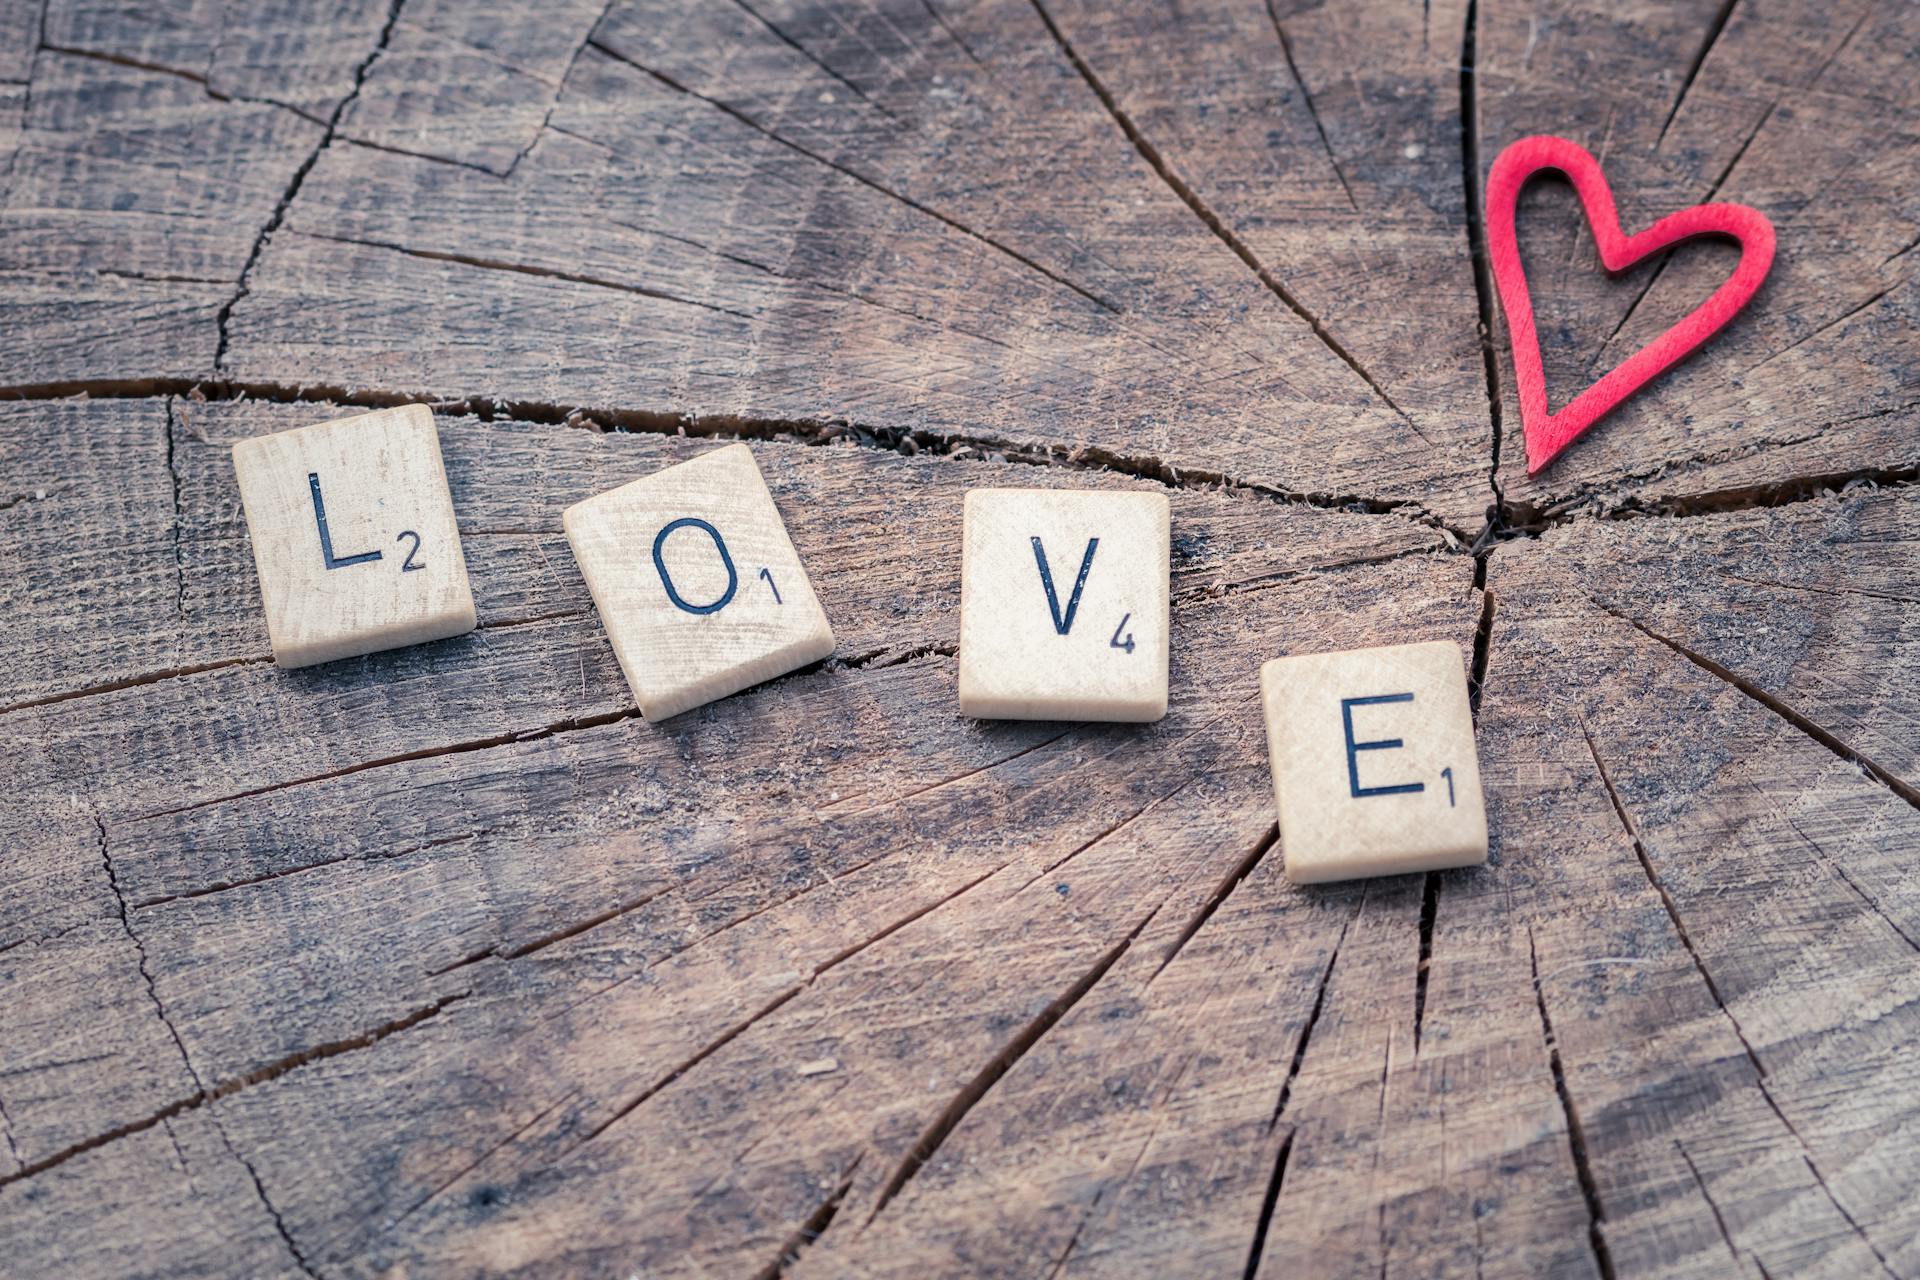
[1485, 135, 1775, 474]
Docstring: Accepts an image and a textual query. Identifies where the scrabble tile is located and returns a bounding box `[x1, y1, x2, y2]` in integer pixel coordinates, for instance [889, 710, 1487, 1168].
[232, 404, 476, 668]
[1260, 640, 1487, 884]
[959, 487, 1170, 722]
[563, 443, 835, 722]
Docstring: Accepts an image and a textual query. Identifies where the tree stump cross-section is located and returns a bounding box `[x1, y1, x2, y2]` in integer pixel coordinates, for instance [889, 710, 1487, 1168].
[1, 0, 1917, 1277]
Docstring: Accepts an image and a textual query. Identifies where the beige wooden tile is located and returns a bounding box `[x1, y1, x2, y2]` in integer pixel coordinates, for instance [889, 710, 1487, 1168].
[959, 488, 1170, 722]
[1260, 640, 1487, 884]
[563, 443, 834, 722]
[232, 404, 476, 668]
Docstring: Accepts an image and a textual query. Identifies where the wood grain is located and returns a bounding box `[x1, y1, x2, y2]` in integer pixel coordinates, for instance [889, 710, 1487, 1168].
[2, 0, 1916, 1275]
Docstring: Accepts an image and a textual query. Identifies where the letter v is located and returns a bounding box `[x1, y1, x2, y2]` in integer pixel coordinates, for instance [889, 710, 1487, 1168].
[1030, 535, 1099, 635]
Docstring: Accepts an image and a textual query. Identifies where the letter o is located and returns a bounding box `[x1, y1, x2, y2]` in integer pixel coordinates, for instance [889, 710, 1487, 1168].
[652, 517, 738, 615]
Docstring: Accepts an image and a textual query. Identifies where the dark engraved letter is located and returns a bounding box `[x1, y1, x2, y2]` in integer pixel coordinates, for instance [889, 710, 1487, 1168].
[653, 517, 738, 615]
[1342, 693, 1426, 798]
[309, 473, 382, 570]
[1030, 536, 1099, 636]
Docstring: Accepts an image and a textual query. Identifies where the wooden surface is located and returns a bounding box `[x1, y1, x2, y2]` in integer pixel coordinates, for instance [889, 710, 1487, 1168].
[1, 1, 1916, 1277]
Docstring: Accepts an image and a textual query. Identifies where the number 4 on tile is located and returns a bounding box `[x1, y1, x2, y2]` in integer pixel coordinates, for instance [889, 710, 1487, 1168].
[958, 487, 1169, 723]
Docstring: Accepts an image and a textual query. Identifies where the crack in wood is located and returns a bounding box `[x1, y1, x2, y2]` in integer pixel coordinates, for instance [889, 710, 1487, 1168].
[1411, 584, 1494, 1058]
[584, 38, 1123, 317]
[1657, 0, 1745, 150]
[0, 379, 1430, 518]
[1504, 453, 1918, 528]
[1268, 897, 1357, 1133]
[212, 0, 407, 371]
[233, 1138, 324, 1279]
[751, 1154, 864, 1279]
[0, 991, 466, 1191]
[824, 728, 1075, 821]
[575, 988, 797, 1147]
[1411, 871, 1440, 1054]
[0, 655, 271, 719]
[1714, 569, 1920, 609]
[917, 0, 985, 68]
[1242, 899, 1358, 1274]
[1241, 1128, 1295, 1280]
[36, 42, 330, 126]
[1777, 811, 1920, 955]
[1579, 719, 1767, 1080]
[0, 919, 97, 959]
[299, 230, 757, 320]
[95, 267, 231, 286]
[0, 1093, 202, 1191]
[1573, 716, 1904, 1272]
[162, 399, 188, 630]
[1044, 1217, 1089, 1279]
[1674, 1138, 1749, 1272]
[1597, 606, 1920, 811]
[863, 896, 1171, 1226]
[1787, 1149, 1903, 1280]
[487, 0, 620, 180]
[1151, 822, 1278, 978]
[1014, 777, 1195, 894]
[86, 803, 214, 1106]
[1585, 247, 1679, 381]
[129, 706, 647, 823]
[1467, 586, 1497, 719]
[1457, 0, 1504, 522]
[1026, 0, 1430, 444]
[385, 1087, 583, 1232]
[0, 1052, 117, 1082]
[1043, 1108, 1168, 1278]
[723, 0, 898, 123]
[2, 800, 464, 1280]
[138, 831, 490, 914]
[2, 608, 580, 731]
[489, 882, 680, 965]
[1575, 717, 1905, 1276]
[1263, 4, 1357, 213]
[1702, 102, 1777, 205]
[0, 1084, 20, 1171]
[574, 862, 1011, 1153]
[1527, 925, 1618, 1280]
[335, 133, 517, 177]
[1736, 284, 1902, 380]
[1169, 542, 1450, 607]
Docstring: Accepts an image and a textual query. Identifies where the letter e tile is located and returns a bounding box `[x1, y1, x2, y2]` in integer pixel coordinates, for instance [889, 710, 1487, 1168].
[563, 443, 835, 721]
[959, 488, 1170, 722]
[1260, 640, 1487, 884]
[232, 404, 476, 668]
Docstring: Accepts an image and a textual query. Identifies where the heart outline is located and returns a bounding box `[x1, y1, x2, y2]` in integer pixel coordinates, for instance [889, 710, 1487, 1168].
[1485, 135, 1776, 474]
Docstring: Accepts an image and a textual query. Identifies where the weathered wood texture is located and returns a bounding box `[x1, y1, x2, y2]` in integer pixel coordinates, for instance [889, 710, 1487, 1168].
[1, 0, 1916, 1276]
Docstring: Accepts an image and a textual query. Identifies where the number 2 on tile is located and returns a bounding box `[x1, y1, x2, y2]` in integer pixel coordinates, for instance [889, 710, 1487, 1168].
[759, 566, 783, 604]
[1440, 766, 1455, 807]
